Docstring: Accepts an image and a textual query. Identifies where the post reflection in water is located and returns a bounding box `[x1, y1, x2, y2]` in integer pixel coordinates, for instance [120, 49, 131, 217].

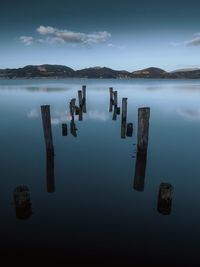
[134, 151, 147, 192]
[121, 97, 127, 139]
[13, 185, 32, 220]
[70, 119, 77, 137]
[133, 107, 150, 191]
[46, 152, 55, 193]
[157, 183, 174, 215]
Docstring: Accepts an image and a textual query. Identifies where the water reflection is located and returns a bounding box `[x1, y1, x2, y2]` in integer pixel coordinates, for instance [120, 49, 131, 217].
[13, 185, 32, 220]
[134, 151, 147, 192]
[46, 152, 55, 193]
[41, 105, 55, 192]
[134, 108, 150, 191]
[62, 123, 68, 136]
[157, 183, 174, 215]
[70, 119, 77, 137]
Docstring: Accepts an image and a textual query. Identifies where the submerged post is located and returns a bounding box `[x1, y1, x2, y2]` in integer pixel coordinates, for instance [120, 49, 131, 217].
[82, 85, 87, 113]
[41, 105, 54, 155]
[109, 87, 114, 112]
[121, 98, 127, 138]
[137, 107, 150, 153]
[157, 183, 174, 215]
[126, 123, 133, 137]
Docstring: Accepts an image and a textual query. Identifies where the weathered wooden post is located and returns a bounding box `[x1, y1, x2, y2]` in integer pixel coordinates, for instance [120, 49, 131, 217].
[109, 87, 114, 112]
[121, 97, 127, 139]
[137, 107, 150, 153]
[82, 85, 87, 113]
[62, 123, 68, 136]
[41, 105, 54, 155]
[70, 119, 77, 137]
[78, 90, 83, 121]
[126, 123, 133, 137]
[157, 183, 174, 215]
[113, 91, 118, 107]
[133, 151, 147, 191]
[70, 98, 76, 120]
[13, 185, 32, 220]
[117, 107, 120, 115]
[133, 107, 150, 191]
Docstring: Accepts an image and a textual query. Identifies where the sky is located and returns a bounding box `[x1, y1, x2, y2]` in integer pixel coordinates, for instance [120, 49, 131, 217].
[1, 0, 200, 71]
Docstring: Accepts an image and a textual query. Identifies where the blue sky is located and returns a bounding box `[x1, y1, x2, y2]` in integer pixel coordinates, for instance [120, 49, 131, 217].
[1, 0, 200, 71]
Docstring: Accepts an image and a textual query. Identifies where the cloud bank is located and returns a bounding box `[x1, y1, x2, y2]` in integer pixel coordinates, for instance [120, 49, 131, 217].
[20, 25, 111, 46]
[186, 33, 200, 46]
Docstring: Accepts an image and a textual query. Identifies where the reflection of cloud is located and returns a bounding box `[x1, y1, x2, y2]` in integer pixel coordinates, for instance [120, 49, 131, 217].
[26, 87, 67, 92]
[174, 84, 200, 91]
[87, 111, 109, 121]
[27, 109, 109, 124]
[27, 109, 39, 118]
[51, 110, 70, 125]
[177, 109, 200, 121]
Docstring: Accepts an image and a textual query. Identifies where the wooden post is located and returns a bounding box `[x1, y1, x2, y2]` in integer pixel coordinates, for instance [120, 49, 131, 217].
[157, 183, 174, 215]
[113, 91, 118, 107]
[126, 123, 133, 137]
[109, 87, 114, 112]
[46, 153, 55, 193]
[121, 98, 127, 139]
[82, 85, 87, 113]
[41, 105, 54, 155]
[62, 123, 68, 136]
[78, 90, 83, 121]
[133, 151, 147, 191]
[117, 107, 120, 115]
[137, 107, 150, 153]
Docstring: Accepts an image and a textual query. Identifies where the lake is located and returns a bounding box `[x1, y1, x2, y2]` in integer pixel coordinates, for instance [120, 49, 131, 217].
[0, 78, 200, 266]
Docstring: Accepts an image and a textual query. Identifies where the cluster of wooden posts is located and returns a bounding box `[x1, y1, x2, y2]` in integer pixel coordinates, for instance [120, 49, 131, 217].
[62, 85, 87, 137]
[12, 85, 173, 219]
[133, 107, 173, 215]
[109, 88, 174, 215]
[109, 87, 133, 138]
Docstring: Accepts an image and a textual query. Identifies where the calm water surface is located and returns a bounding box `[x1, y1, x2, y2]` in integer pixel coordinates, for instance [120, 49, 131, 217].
[0, 79, 200, 266]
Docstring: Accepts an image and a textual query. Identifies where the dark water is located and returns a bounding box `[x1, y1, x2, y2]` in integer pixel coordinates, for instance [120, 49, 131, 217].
[0, 79, 200, 266]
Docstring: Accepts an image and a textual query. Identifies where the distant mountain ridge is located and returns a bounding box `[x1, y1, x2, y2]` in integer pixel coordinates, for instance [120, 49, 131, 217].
[0, 64, 200, 79]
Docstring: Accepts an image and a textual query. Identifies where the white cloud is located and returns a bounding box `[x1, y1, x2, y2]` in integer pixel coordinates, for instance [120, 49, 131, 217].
[20, 25, 111, 46]
[20, 36, 34, 46]
[107, 43, 125, 49]
[186, 37, 200, 46]
[37, 26, 56, 35]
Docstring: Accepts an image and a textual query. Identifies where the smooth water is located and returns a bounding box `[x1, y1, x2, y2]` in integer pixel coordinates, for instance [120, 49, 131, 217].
[0, 79, 200, 266]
